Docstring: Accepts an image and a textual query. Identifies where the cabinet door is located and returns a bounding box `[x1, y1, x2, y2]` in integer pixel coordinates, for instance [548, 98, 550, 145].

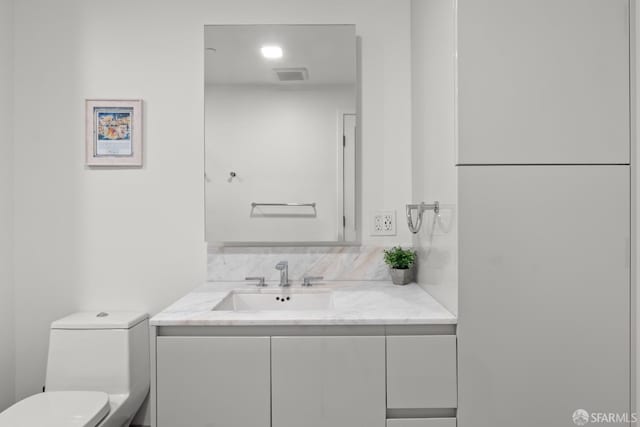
[458, 0, 629, 164]
[272, 336, 386, 427]
[387, 336, 457, 409]
[156, 337, 270, 427]
[458, 166, 630, 427]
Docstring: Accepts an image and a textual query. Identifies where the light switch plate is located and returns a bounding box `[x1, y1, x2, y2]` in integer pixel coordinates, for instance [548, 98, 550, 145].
[371, 210, 396, 236]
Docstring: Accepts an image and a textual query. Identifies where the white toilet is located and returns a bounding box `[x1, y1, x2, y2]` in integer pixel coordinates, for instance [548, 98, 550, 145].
[0, 312, 150, 427]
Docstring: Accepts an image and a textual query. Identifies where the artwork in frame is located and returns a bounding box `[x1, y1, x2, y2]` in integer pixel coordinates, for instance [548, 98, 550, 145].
[85, 99, 143, 166]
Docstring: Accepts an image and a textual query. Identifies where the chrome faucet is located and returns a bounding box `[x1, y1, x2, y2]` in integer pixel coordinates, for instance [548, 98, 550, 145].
[275, 261, 290, 287]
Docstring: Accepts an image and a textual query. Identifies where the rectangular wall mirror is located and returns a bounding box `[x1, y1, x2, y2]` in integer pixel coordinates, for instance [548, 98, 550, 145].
[205, 24, 358, 245]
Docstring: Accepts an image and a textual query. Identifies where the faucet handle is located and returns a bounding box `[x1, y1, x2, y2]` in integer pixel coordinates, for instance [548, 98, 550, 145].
[302, 276, 324, 287]
[245, 276, 266, 287]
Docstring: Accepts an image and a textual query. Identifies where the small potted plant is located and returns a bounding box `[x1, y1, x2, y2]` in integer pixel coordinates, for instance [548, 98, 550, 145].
[383, 246, 416, 285]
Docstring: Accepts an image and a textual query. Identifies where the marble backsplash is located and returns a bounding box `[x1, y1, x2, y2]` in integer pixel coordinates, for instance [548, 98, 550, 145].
[207, 246, 391, 282]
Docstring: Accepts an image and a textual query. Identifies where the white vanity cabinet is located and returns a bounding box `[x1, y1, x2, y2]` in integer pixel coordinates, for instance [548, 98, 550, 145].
[156, 336, 271, 427]
[271, 336, 386, 427]
[152, 326, 457, 427]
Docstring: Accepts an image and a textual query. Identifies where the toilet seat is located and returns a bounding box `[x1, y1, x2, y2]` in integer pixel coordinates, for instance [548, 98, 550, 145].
[0, 391, 110, 427]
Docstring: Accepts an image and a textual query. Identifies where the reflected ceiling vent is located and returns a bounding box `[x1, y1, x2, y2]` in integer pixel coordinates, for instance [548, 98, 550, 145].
[273, 67, 309, 82]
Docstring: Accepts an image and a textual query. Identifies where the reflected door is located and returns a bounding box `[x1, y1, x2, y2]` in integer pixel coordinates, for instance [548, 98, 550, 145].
[343, 113, 357, 241]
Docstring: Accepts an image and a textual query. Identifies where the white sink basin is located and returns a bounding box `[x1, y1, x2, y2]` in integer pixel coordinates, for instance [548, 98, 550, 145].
[213, 290, 334, 311]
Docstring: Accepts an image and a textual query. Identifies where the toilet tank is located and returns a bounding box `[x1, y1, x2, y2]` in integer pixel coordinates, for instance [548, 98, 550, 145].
[45, 312, 149, 398]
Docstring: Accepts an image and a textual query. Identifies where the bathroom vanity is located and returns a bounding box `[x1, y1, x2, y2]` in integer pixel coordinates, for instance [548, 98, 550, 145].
[177, 20, 460, 427]
[149, 282, 457, 427]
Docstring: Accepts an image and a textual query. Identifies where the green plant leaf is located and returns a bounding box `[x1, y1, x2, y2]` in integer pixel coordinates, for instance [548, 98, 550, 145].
[383, 246, 416, 269]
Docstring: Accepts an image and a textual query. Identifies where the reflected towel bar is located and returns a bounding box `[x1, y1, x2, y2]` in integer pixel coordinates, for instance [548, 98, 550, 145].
[251, 202, 317, 208]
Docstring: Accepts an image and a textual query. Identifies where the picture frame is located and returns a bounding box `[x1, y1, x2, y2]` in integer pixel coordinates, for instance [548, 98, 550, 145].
[85, 99, 143, 166]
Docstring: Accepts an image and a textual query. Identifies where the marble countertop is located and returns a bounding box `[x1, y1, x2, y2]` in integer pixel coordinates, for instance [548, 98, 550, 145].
[150, 281, 457, 326]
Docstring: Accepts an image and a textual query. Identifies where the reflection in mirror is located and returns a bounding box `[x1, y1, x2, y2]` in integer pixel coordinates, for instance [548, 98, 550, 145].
[205, 25, 358, 245]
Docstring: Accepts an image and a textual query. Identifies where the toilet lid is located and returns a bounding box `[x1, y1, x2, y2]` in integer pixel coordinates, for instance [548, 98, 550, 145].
[0, 391, 110, 427]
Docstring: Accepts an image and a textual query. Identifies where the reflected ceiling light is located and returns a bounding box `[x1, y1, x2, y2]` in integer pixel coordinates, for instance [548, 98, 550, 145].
[261, 45, 283, 59]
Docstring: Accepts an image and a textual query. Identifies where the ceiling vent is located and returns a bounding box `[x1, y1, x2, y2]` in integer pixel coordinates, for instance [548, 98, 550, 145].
[273, 67, 309, 82]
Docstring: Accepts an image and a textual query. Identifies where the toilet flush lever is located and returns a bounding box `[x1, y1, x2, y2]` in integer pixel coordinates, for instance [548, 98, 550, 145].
[97, 312, 109, 317]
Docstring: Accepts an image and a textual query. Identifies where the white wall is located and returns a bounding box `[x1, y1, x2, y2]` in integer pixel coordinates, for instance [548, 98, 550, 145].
[12, 0, 412, 424]
[205, 84, 355, 242]
[410, 0, 457, 314]
[0, 0, 14, 412]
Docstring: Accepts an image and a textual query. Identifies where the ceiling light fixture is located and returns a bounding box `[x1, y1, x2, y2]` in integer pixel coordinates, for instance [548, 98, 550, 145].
[261, 45, 283, 59]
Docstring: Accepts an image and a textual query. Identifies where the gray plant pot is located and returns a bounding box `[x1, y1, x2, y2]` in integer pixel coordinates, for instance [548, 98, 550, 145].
[390, 266, 414, 285]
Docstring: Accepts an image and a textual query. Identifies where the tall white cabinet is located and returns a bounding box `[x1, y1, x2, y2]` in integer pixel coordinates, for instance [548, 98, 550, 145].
[458, 166, 630, 427]
[457, 0, 630, 164]
[456, 0, 632, 426]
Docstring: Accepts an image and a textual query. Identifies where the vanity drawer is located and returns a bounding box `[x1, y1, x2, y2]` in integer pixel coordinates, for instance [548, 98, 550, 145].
[387, 419, 456, 427]
[386, 336, 457, 409]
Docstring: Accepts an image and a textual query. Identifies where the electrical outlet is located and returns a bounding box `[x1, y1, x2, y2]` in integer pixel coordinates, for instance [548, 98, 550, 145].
[371, 211, 396, 236]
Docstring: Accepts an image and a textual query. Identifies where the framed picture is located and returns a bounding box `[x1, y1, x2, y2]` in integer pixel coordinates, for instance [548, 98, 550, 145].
[85, 99, 143, 166]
